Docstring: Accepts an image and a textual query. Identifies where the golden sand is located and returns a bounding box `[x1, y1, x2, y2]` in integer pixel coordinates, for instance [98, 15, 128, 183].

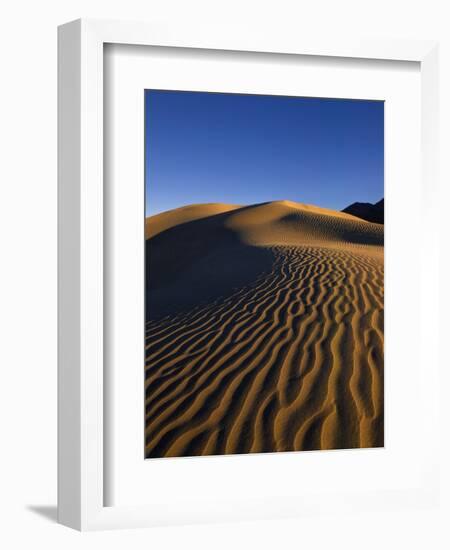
[144, 201, 384, 457]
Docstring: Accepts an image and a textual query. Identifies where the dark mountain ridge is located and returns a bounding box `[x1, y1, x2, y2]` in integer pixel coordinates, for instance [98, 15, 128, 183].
[342, 198, 384, 224]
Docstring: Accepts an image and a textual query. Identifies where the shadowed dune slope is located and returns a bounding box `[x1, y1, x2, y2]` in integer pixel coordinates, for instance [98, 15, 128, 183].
[145, 201, 384, 458]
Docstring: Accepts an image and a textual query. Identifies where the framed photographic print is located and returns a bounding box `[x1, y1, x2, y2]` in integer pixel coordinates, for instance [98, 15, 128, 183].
[58, 19, 440, 530]
[143, 90, 385, 459]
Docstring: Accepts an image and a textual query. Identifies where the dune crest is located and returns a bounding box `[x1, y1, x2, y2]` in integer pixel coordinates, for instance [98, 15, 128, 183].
[145, 201, 384, 458]
[145, 202, 242, 239]
[224, 201, 383, 248]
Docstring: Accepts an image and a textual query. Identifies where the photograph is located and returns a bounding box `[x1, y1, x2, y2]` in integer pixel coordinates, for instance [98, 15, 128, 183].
[144, 90, 384, 459]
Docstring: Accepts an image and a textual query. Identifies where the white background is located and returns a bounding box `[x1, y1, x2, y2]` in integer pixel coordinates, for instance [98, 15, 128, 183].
[0, 0, 449, 548]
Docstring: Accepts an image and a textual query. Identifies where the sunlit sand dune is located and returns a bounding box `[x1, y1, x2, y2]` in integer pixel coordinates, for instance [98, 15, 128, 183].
[145, 202, 242, 239]
[145, 200, 384, 458]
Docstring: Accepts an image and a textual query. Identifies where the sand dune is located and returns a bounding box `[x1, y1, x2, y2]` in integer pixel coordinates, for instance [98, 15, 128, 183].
[145, 202, 242, 239]
[145, 200, 384, 458]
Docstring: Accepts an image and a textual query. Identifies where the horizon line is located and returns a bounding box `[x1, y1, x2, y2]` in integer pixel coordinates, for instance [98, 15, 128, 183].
[145, 197, 384, 218]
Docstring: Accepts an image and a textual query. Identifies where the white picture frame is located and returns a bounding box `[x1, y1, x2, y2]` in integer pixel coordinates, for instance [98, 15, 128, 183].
[58, 18, 440, 531]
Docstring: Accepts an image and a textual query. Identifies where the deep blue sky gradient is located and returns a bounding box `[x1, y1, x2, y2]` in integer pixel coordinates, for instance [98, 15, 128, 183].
[145, 90, 384, 216]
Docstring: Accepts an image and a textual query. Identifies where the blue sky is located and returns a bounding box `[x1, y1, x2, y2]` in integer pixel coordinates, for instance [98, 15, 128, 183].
[145, 90, 384, 216]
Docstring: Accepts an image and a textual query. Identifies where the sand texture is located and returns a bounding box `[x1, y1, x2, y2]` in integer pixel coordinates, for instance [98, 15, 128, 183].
[145, 201, 384, 458]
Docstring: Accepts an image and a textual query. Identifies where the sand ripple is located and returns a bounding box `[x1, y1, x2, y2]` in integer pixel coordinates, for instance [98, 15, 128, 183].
[145, 202, 384, 458]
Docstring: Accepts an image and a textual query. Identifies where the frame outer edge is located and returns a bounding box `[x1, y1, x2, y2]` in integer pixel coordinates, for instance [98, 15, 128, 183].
[80, 18, 105, 530]
[57, 17, 440, 530]
[419, 44, 440, 500]
[57, 19, 82, 531]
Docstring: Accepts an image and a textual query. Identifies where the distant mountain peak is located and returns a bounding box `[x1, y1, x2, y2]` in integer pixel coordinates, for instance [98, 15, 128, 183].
[342, 198, 384, 224]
